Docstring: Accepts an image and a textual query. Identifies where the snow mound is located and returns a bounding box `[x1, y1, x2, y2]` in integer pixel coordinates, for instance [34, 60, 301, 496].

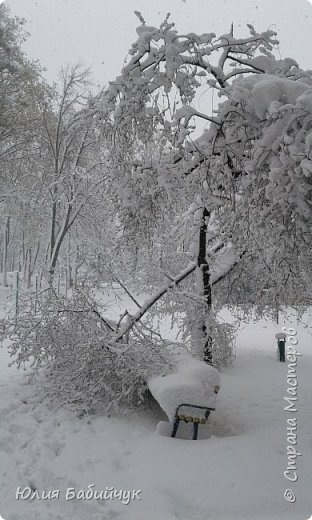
[247, 75, 312, 119]
[148, 355, 221, 421]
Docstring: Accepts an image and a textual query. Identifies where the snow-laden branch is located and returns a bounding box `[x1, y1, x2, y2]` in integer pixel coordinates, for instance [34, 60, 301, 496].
[113, 245, 242, 343]
[95, 19, 279, 128]
[114, 262, 197, 342]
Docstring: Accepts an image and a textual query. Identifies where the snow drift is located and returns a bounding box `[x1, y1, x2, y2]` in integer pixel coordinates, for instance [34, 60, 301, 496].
[148, 355, 221, 421]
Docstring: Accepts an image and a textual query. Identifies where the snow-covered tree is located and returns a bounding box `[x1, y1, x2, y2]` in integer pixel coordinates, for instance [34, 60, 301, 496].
[31, 65, 106, 283]
[95, 14, 312, 361]
[0, 5, 50, 286]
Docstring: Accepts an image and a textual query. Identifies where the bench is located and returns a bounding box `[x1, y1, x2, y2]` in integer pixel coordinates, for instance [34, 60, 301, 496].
[171, 403, 215, 440]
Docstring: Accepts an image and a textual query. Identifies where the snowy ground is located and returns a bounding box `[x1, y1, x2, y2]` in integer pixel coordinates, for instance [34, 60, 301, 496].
[0, 286, 311, 520]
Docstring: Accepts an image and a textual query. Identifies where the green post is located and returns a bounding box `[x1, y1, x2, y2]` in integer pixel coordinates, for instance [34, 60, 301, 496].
[275, 332, 286, 362]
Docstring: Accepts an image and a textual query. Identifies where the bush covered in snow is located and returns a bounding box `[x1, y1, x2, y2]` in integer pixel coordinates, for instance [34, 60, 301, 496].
[209, 319, 236, 368]
[4, 288, 175, 414]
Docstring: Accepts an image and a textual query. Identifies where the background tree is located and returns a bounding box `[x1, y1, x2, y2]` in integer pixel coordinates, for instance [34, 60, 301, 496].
[34, 66, 107, 284]
[0, 4, 49, 286]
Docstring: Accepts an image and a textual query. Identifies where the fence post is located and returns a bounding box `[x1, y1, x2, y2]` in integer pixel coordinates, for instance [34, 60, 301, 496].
[13, 271, 20, 319]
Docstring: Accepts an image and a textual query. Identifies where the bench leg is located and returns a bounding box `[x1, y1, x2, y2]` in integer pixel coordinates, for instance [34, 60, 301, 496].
[192, 422, 199, 440]
[171, 418, 180, 438]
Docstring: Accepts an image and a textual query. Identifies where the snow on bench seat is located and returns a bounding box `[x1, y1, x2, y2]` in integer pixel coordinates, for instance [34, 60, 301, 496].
[148, 354, 221, 422]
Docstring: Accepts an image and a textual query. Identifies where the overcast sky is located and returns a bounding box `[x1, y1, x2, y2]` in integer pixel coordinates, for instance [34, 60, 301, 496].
[4, 0, 312, 86]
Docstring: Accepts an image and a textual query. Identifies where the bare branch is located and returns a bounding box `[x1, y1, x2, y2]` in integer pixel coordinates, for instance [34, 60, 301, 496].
[112, 276, 142, 309]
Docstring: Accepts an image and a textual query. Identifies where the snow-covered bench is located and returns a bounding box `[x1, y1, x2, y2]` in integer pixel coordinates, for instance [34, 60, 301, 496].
[171, 403, 216, 440]
[148, 355, 220, 440]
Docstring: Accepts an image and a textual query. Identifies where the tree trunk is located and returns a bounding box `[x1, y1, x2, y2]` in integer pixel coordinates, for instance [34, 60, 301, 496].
[193, 207, 213, 364]
[48, 202, 72, 285]
[66, 234, 73, 289]
[25, 248, 32, 289]
[2, 217, 10, 287]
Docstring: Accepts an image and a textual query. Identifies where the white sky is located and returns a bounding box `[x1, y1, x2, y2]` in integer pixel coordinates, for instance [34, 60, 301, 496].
[4, 0, 312, 87]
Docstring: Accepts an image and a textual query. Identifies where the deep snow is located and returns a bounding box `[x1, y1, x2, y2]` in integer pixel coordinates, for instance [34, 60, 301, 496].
[0, 285, 311, 520]
[148, 355, 220, 421]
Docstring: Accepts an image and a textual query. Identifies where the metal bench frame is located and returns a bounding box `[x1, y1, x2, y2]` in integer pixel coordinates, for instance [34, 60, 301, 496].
[171, 403, 215, 440]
